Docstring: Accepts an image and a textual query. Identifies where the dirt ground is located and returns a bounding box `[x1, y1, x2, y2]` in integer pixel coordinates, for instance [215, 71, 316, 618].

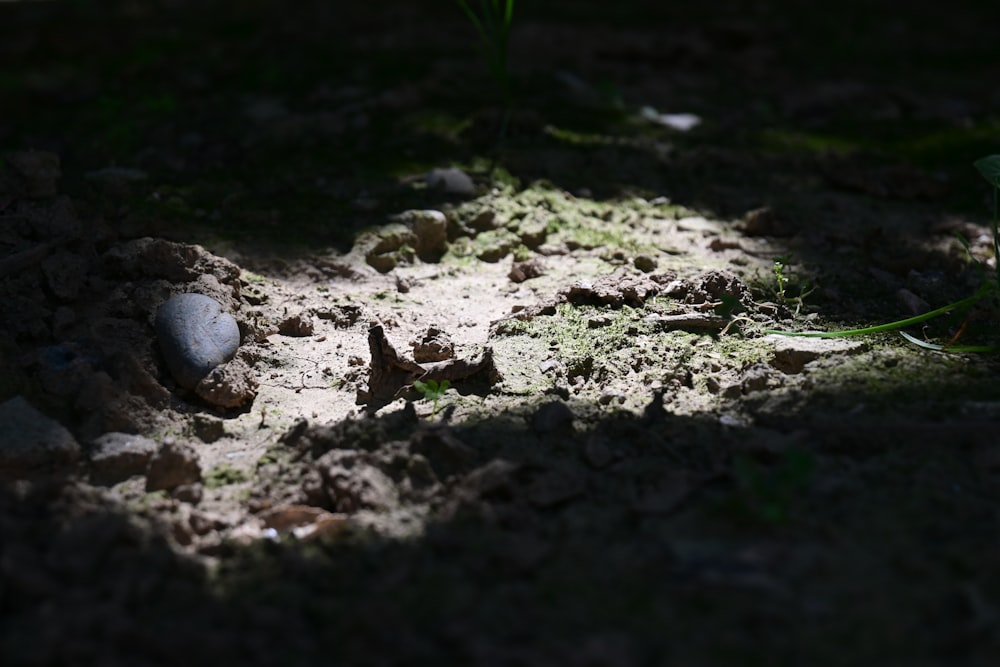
[3, 1, 1000, 665]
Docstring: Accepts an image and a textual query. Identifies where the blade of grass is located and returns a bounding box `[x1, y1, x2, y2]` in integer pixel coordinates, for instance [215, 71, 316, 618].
[763, 285, 992, 338]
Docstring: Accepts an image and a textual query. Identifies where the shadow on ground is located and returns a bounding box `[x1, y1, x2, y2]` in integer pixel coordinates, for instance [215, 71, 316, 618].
[4, 382, 1000, 665]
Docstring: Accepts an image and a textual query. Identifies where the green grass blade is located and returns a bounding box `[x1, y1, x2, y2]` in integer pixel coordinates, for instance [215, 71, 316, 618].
[764, 286, 991, 338]
[456, 1, 489, 44]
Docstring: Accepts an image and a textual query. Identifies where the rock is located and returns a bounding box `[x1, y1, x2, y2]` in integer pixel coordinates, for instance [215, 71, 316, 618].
[155, 293, 241, 390]
[88, 432, 157, 485]
[426, 167, 475, 196]
[0, 396, 80, 474]
[194, 355, 258, 409]
[2, 150, 60, 198]
[146, 440, 201, 492]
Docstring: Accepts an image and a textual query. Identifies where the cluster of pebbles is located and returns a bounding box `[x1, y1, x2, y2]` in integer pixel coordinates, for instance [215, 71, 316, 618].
[0, 150, 259, 483]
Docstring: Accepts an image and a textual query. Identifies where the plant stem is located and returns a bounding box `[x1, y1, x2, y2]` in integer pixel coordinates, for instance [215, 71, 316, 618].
[764, 284, 992, 338]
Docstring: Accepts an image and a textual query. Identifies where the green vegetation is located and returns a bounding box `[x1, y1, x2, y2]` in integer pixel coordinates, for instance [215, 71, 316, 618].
[413, 378, 451, 420]
[204, 463, 250, 489]
[767, 156, 1000, 352]
[770, 255, 815, 316]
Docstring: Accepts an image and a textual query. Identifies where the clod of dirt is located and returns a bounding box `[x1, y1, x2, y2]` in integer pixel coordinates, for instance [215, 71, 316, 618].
[88, 432, 158, 485]
[468, 209, 498, 232]
[37, 342, 99, 397]
[194, 353, 258, 409]
[1, 149, 60, 198]
[172, 483, 203, 505]
[41, 251, 90, 301]
[581, 436, 615, 469]
[359, 325, 499, 413]
[146, 440, 201, 492]
[767, 335, 868, 374]
[277, 311, 315, 337]
[410, 326, 454, 363]
[191, 414, 225, 443]
[509, 257, 546, 283]
[532, 400, 575, 433]
[515, 216, 548, 248]
[102, 237, 241, 288]
[0, 396, 80, 475]
[454, 458, 519, 504]
[391, 209, 448, 261]
[358, 224, 417, 273]
[312, 449, 399, 513]
[689, 269, 754, 306]
[633, 254, 658, 272]
[156, 293, 241, 390]
[527, 467, 586, 508]
[742, 206, 792, 237]
[409, 426, 477, 480]
[561, 269, 676, 307]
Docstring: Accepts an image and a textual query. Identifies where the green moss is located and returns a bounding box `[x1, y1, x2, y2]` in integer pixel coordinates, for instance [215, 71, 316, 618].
[204, 463, 250, 489]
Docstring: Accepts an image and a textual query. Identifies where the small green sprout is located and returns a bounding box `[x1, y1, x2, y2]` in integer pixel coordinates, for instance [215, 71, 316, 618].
[413, 378, 451, 420]
[771, 254, 815, 316]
